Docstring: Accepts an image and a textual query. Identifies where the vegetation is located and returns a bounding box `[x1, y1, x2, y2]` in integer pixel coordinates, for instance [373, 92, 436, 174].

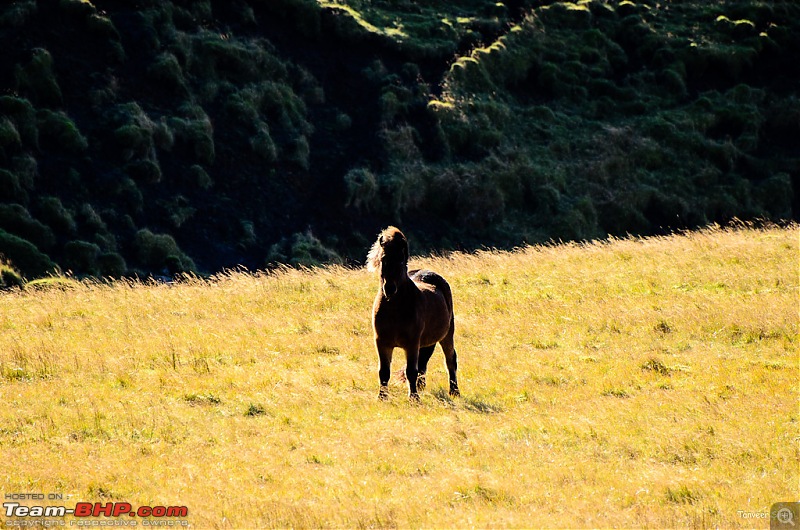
[0, 0, 797, 279]
[0, 225, 796, 527]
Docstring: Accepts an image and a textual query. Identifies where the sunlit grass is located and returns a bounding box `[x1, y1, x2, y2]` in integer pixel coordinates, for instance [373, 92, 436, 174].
[0, 225, 797, 528]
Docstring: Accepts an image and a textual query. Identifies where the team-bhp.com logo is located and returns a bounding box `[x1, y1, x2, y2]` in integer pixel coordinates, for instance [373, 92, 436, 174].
[4, 499, 189, 526]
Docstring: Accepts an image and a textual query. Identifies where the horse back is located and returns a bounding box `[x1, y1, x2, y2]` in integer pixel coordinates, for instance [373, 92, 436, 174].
[409, 269, 453, 314]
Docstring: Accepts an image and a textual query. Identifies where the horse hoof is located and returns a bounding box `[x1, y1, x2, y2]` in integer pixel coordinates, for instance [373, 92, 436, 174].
[379, 388, 389, 401]
[409, 393, 421, 403]
[449, 387, 460, 398]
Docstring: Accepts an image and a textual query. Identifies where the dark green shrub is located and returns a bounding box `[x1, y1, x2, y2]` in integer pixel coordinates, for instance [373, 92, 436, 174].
[715, 15, 756, 39]
[36, 110, 88, 153]
[266, 230, 342, 268]
[253, 0, 321, 38]
[287, 136, 310, 169]
[97, 252, 127, 278]
[188, 164, 213, 189]
[114, 124, 153, 161]
[86, 14, 120, 40]
[224, 88, 260, 126]
[59, 0, 96, 17]
[0, 204, 55, 250]
[152, 117, 174, 151]
[0, 118, 22, 153]
[0, 96, 38, 148]
[754, 173, 792, 219]
[334, 112, 352, 132]
[288, 231, 342, 267]
[63, 240, 101, 275]
[0, 229, 56, 278]
[168, 105, 215, 165]
[125, 159, 162, 183]
[250, 124, 277, 162]
[11, 154, 37, 189]
[14, 48, 62, 107]
[538, 2, 592, 29]
[134, 229, 195, 273]
[0, 169, 27, 203]
[188, 31, 287, 85]
[0, 0, 36, 27]
[113, 177, 144, 213]
[257, 81, 313, 136]
[344, 167, 378, 211]
[37, 196, 76, 234]
[111, 102, 163, 160]
[148, 52, 188, 95]
[455, 170, 506, 230]
[76, 203, 107, 233]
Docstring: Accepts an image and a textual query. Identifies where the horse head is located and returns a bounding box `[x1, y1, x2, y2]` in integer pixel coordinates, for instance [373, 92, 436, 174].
[367, 226, 409, 301]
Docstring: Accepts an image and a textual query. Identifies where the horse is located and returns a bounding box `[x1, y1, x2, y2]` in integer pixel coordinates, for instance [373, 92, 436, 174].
[366, 226, 460, 401]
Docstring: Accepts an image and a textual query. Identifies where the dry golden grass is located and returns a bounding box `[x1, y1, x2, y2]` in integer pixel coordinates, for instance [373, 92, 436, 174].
[0, 225, 797, 528]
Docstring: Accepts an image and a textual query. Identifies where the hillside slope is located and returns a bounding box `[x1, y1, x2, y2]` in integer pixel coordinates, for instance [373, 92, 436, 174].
[0, 0, 798, 279]
[0, 225, 797, 527]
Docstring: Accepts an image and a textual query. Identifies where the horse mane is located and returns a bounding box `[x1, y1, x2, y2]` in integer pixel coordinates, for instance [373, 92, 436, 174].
[366, 226, 406, 272]
[366, 237, 383, 272]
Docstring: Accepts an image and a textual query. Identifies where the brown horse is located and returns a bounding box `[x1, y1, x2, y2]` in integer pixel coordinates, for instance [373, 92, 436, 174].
[367, 226, 460, 401]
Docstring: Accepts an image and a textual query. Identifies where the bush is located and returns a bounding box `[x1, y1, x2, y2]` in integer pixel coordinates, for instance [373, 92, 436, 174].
[0, 229, 56, 278]
[37, 196, 76, 234]
[0, 0, 37, 27]
[76, 203, 107, 234]
[254, 0, 321, 38]
[0, 169, 27, 203]
[0, 118, 22, 154]
[11, 154, 37, 189]
[147, 52, 188, 95]
[63, 240, 101, 275]
[287, 136, 310, 169]
[754, 173, 792, 219]
[125, 159, 162, 184]
[112, 177, 144, 213]
[86, 14, 120, 40]
[188, 164, 213, 189]
[188, 31, 288, 84]
[250, 124, 278, 162]
[58, 0, 96, 17]
[111, 102, 168, 161]
[14, 48, 62, 107]
[0, 203, 55, 250]
[0, 96, 38, 148]
[344, 167, 378, 211]
[168, 105, 215, 165]
[97, 252, 127, 278]
[36, 110, 88, 153]
[266, 230, 342, 268]
[134, 229, 195, 274]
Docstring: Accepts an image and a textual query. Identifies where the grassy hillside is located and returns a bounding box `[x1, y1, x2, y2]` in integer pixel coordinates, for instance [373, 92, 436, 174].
[0, 224, 797, 528]
[0, 0, 797, 280]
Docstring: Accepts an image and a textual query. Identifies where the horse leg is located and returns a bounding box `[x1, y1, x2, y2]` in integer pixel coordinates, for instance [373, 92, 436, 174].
[377, 344, 393, 400]
[440, 332, 460, 397]
[416, 345, 436, 393]
[405, 344, 420, 401]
